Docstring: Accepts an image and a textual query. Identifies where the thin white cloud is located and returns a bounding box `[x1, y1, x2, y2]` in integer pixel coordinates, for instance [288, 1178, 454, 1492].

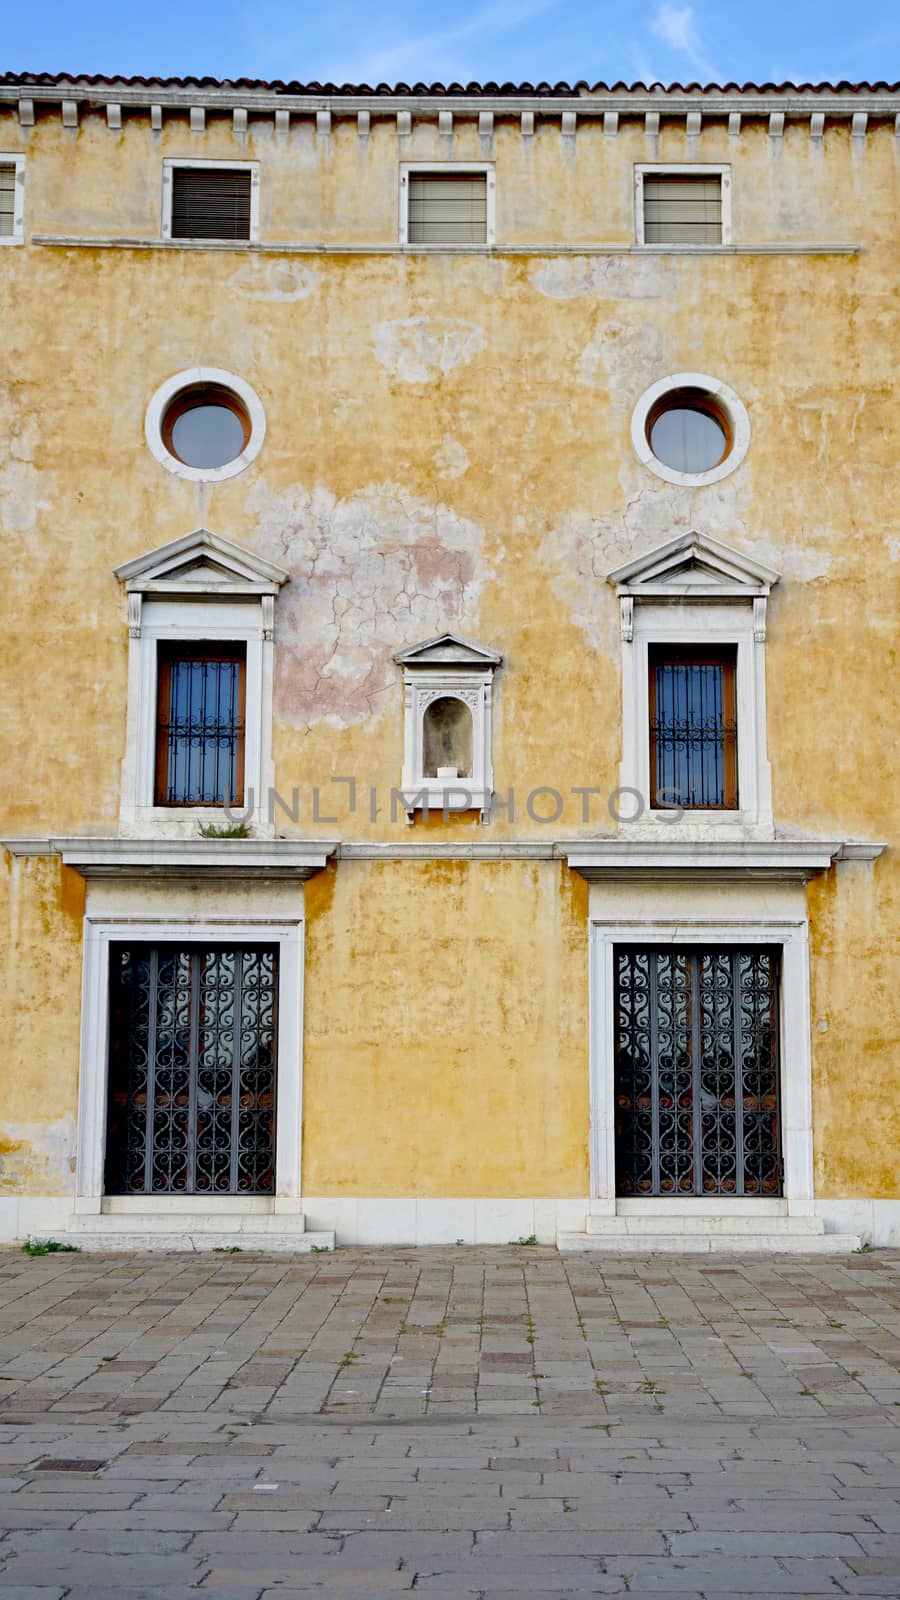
[323, 0, 564, 84]
[649, 2, 719, 82]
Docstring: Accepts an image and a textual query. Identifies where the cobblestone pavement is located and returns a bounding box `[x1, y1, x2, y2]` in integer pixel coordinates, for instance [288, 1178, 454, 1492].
[1, 1246, 899, 1597]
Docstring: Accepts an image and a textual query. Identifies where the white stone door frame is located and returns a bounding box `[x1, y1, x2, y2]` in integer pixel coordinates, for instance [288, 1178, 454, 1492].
[75, 915, 305, 1215]
[588, 915, 814, 1215]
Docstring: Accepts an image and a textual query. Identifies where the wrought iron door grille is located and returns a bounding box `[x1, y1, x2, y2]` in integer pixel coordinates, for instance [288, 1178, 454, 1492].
[105, 944, 277, 1195]
[615, 947, 782, 1198]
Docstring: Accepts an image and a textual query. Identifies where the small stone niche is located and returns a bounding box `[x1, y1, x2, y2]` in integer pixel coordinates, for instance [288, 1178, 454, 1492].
[394, 632, 502, 821]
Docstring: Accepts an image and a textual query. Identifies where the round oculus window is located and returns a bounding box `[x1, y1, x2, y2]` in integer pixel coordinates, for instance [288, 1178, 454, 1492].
[647, 389, 730, 475]
[630, 373, 750, 487]
[145, 367, 266, 482]
[162, 385, 250, 470]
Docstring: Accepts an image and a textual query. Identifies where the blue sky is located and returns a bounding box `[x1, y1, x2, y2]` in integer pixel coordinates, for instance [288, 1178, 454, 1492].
[4, 1, 898, 87]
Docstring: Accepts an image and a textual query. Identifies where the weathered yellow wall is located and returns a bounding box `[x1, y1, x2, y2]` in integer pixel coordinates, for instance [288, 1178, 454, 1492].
[0, 857, 83, 1193]
[0, 104, 897, 1199]
[808, 864, 900, 1196]
[303, 859, 589, 1195]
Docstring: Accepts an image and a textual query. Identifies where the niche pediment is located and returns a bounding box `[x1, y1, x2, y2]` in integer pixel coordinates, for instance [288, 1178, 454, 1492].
[394, 631, 502, 669]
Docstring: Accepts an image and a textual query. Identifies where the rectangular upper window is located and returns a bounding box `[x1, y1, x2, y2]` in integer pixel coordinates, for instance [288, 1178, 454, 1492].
[155, 643, 246, 806]
[635, 166, 731, 247]
[648, 646, 738, 809]
[162, 160, 259, 243]
[400, 165, 495, 246]
[0, 156, 25, 243]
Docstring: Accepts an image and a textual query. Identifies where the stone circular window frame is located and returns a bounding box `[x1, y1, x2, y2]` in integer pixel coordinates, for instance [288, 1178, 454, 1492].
[145, 367, 266, 483]
[631, 372, 750, 487]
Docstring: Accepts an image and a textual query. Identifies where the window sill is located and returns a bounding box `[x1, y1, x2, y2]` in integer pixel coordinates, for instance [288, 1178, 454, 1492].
[638, 811, 775, 835]
[31, 235, 865, 257]
[119, 810, 272, 840]
[401, 783, 491, 816]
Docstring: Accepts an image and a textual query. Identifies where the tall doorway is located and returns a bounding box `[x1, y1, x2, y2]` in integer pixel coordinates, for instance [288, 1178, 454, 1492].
[105, 944, 278, 1196]
[614, 947, 782, 1198]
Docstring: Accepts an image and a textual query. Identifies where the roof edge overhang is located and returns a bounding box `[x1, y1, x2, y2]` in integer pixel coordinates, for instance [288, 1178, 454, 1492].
[2, 78, 899, 117]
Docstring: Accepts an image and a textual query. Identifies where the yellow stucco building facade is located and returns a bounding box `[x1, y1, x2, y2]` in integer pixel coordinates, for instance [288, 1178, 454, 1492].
[0, 74, 896, 1250]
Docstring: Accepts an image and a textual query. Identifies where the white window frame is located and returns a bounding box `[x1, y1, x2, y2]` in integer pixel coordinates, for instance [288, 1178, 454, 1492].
[75, 916, 304, 1214]
[634, 163, 732, 248]
[115, 530, 288, 837]
[161, 158, 261, 243]
[145, 367, 266, 485]
[0, 153, 25, 245]
[631, 371, 751, 489]
[123, 598, 269, 832]
[399, 162, 496, 248]
[589, 912, 814, 1214]
[623, 600, 773, 829]
[608, 533, 779, 835]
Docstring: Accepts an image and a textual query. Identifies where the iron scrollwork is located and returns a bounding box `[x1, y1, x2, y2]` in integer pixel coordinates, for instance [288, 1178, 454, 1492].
[615, 946, 782, 1198]
[106, 944, 278, 1195]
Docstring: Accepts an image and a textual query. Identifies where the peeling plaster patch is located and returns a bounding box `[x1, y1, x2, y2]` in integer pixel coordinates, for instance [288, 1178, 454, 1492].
[578, 318, 665, 392]
[0, 1120, 75, 1192]
[0, 388, 54, 535]
[434, 435, 470, 479]
[888, 538, 900, 563]
[249, 482, 489, 726]
[529, 256, 676, 301]
[373, 318, 486, 384]
[226, 261, 321, 302]
[540, 467, 834, 648]
[741, 536, 832, 582]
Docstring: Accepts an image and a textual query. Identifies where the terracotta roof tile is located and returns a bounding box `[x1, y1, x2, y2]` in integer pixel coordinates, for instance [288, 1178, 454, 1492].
[1, 73, 897, 95]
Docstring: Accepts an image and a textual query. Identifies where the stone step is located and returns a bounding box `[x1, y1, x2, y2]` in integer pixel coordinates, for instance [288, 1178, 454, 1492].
[586, 1213, 825, 1236]
[60, 1228, 336, 1254]
[557, 1230, 863, 1254]
[68, 1210, 310, 1234]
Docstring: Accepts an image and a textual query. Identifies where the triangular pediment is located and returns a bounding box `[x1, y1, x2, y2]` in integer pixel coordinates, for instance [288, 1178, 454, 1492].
[607, 532, 780, 598]
[115, 529, 289, 596]
[394, 631, 502, 669]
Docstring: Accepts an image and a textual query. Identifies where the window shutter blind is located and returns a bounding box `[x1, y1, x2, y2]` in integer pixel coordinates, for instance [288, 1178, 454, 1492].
[170, 169, 252, 241]
[0, 166, 15, 236]
[408, 174, 487, 242]
[643, 176, 722, 243]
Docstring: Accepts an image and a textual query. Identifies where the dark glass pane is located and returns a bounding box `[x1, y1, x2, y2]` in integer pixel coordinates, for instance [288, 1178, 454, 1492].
[170, 403, 245, 468]
[170, 169, 251, 240]
[160, 653, 243, 805]
[652, 657, 735, 809]
[650, 406, 727, 472]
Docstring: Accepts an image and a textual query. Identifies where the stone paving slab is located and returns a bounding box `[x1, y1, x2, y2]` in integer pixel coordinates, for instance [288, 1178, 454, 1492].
[0, 1245, 899, 1596]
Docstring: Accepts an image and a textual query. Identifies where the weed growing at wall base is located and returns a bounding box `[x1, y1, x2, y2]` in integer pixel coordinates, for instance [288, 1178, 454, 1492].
[21, 1239, 81, 1256]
